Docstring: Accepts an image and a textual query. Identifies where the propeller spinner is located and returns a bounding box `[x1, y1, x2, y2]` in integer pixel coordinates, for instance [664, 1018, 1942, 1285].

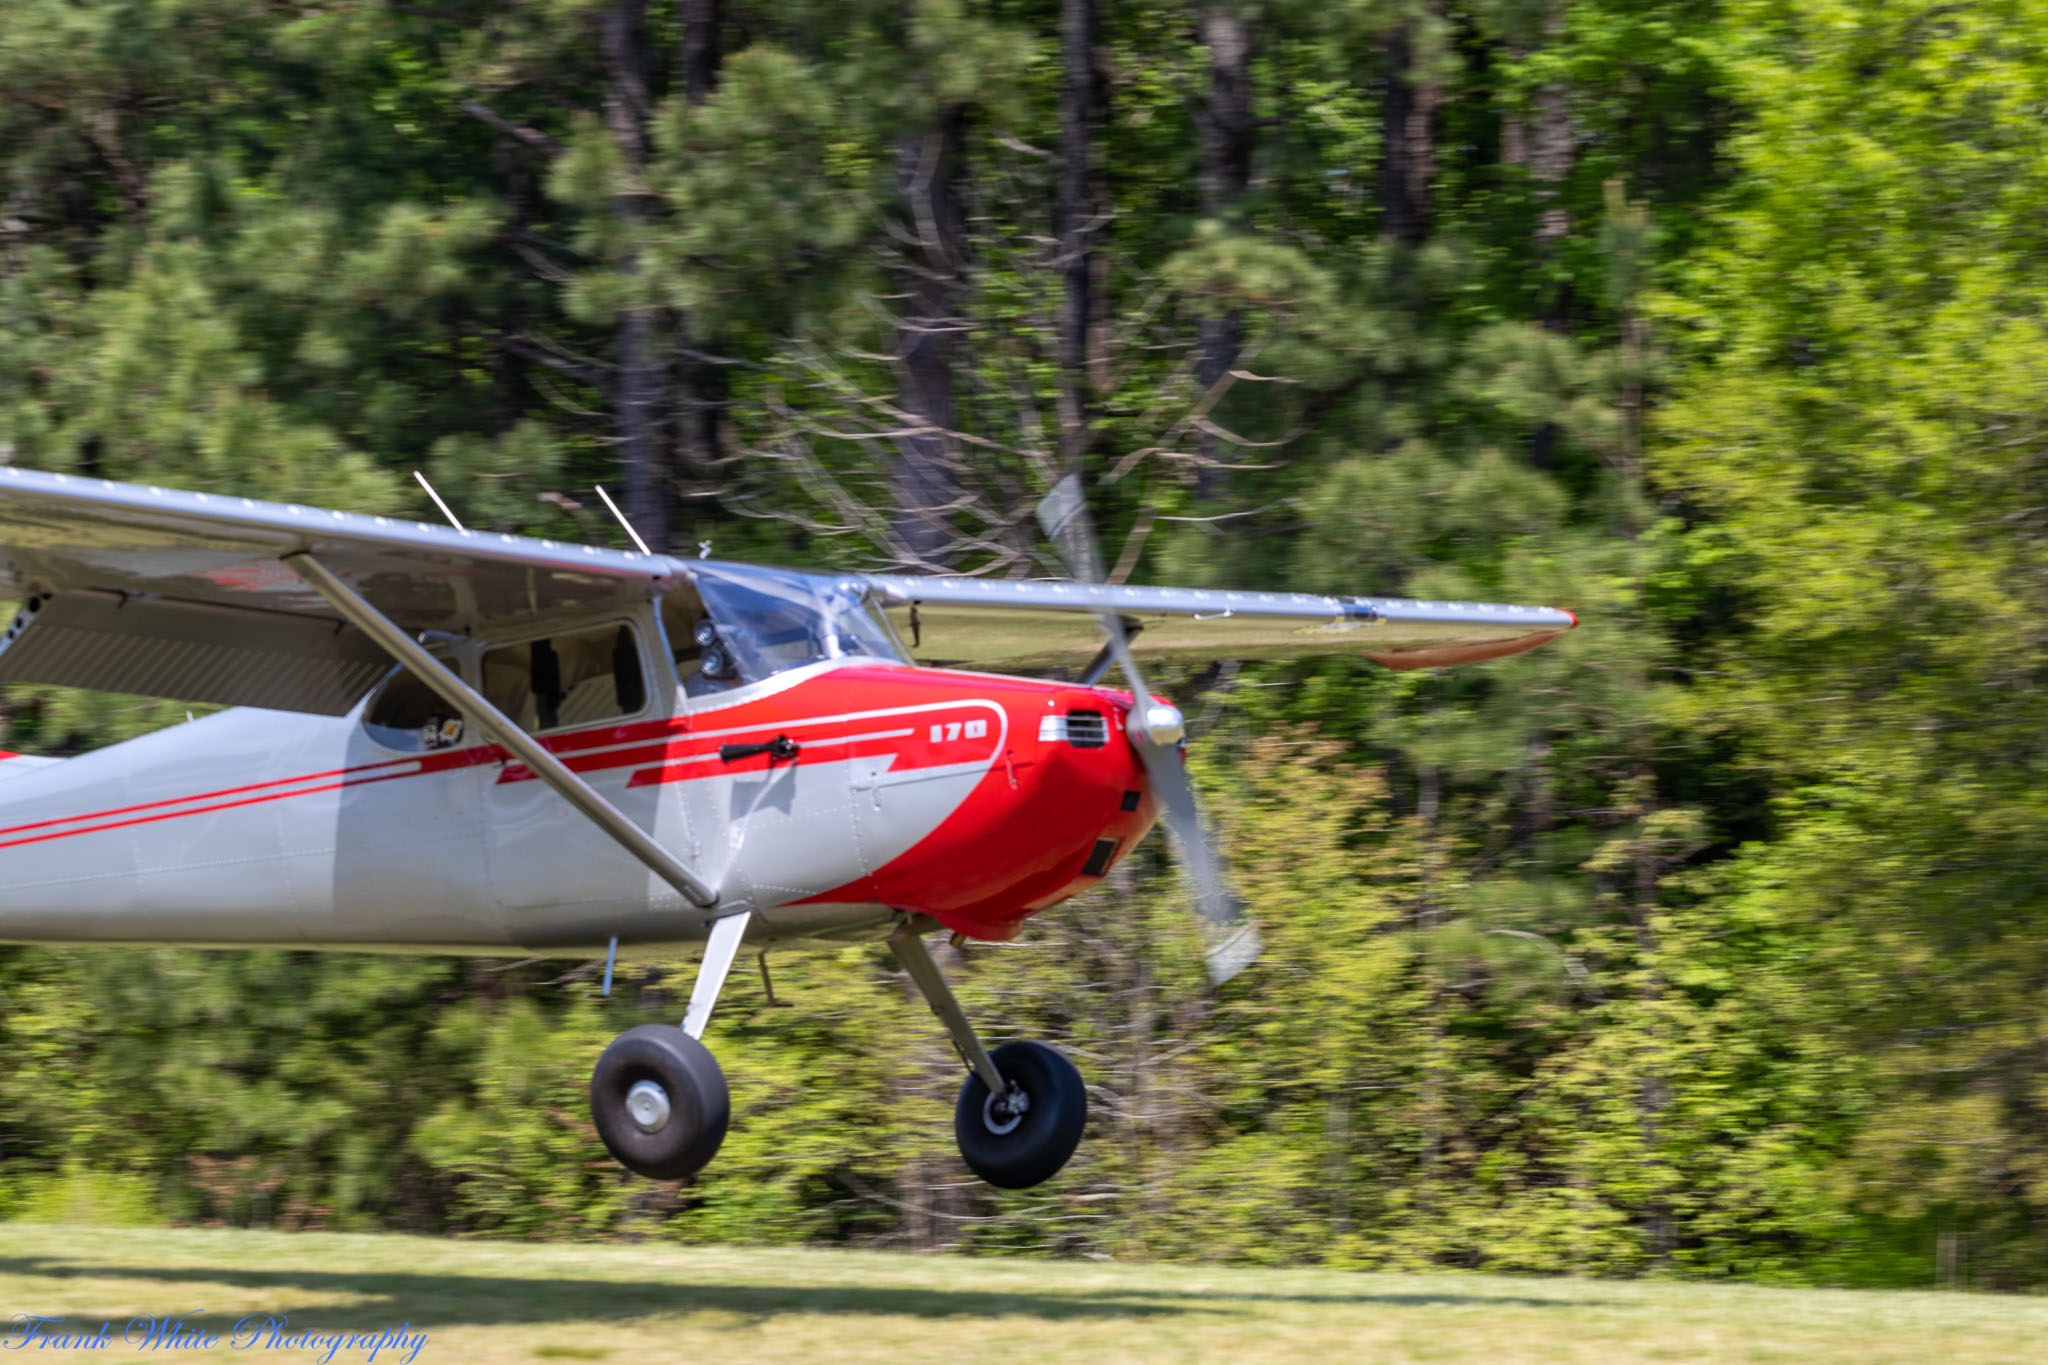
[1035, 474, 1262, 984]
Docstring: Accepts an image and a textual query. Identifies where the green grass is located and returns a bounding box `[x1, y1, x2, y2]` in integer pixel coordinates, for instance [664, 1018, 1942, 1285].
[0, 1223, 2041, 1363]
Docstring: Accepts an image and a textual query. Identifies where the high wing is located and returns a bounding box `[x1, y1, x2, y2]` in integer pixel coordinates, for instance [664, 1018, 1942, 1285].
[864, 575, 1575, 672]
[0, 466, 684, 714]
[0, 467, 1574, 718]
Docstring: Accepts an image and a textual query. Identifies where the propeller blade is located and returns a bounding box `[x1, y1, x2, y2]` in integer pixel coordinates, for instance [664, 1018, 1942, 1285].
[1033, 469, 1105, 582]
[1129, 728, 1263, 983]
[1035, 474, 1261, 984]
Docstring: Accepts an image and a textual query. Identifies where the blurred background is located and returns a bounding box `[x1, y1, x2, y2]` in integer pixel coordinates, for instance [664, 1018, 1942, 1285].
[0, 0, 2042, 1292]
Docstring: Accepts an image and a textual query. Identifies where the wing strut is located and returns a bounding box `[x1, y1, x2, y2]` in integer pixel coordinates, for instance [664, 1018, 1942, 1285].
[284, 552, 719, 911]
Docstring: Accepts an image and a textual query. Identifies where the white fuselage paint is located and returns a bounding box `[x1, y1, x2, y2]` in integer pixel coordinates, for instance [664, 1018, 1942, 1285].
[0, 660, 996, 958]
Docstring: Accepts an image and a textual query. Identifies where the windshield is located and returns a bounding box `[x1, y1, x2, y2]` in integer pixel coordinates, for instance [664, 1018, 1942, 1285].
[689, 564, 906, 686]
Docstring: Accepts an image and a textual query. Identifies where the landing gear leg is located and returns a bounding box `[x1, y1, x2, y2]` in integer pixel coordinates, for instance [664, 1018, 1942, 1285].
[590, 912, 752, 1181]
[888, 921, 1088, 1190]
[683, 910, 752, 1039]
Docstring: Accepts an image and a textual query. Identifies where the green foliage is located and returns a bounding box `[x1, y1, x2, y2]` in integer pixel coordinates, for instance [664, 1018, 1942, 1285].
[6, 1162, 164, 1228]
[1656, 0, 2048, 1287]
[641, 46, 875, 328]
[425, 421, 570, 533]
[4, 0, 2046, 1295]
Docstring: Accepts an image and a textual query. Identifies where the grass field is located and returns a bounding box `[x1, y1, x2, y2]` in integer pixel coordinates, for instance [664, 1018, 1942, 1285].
[0, 1223, 2042, 1364]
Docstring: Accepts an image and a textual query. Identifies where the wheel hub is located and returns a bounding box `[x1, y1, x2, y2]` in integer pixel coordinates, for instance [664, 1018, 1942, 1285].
[626, 1079, 672, 1133]
[982, 1083, 1030, 1136]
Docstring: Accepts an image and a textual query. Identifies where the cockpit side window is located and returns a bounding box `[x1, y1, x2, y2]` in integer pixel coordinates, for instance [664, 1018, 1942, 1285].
[363, 650, 469, 752]
[480, 623, 650, 732]
[659, 584, 727, 699]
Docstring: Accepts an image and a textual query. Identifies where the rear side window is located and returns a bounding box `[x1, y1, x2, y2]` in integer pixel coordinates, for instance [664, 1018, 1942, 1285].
[481, 624, 648, 733]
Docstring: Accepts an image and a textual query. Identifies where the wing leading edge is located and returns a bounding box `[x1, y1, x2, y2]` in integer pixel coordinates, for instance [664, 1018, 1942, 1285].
[0, 465, 681, 628]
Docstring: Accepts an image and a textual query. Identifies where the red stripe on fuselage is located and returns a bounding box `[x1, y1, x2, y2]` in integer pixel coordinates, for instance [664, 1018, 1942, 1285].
[0, 685, 996, 851]
[497, 705, 989, 786]
[0, 708, 727, 848]
[0, 759, 401, 840]
[497, 739, 690, 785]
[626, 724, 928, 788]
[0, 745, 504, 852]
[0, 743, 496, 842]
[0, 769, 396, 852]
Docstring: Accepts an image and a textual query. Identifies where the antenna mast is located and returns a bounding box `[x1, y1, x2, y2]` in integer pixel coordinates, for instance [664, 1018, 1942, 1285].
[412, 471, 466, 531]
[594, 485, 653, 555]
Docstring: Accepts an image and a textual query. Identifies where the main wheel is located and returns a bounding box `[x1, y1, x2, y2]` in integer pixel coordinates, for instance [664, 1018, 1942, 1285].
[589, 1024, 730, 1181]
[954, 1040, 1087, 1189]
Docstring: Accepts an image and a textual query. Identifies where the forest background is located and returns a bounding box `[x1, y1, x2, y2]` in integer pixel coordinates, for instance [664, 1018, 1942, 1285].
[2, 0, 2045, 1291]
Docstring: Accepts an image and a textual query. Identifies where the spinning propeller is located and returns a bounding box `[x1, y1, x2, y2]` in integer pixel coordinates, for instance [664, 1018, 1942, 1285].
[1035, 474, 1262, 985]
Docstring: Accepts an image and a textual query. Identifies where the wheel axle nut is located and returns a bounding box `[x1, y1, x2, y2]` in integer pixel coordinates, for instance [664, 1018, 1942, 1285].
[626, 1079, 672, 1133]
[982, 1084, 1030, 1136]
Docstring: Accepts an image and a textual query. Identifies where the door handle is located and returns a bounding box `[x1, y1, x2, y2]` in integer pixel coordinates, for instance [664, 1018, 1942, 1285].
[718, 735, 800, 764]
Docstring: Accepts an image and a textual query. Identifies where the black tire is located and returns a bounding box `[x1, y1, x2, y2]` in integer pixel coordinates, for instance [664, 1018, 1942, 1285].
[954, 1040, 1087, 1189]
[589, 1024, 730, 1181]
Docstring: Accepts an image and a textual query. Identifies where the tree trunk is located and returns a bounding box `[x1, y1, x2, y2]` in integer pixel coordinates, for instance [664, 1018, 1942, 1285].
[1055, 0, 1105, 471]
[1501, 7, 1573, 464]
[1610, 183, 1649, 501]
[1627, 757, 1676, 1266]
[890, 107, 970, 567]
[1326, 1089, 1352, 1236]
[673, 0, 726, 544]
[1531, 82, 1572, 252]
[1192, 7, 1254, 495]
[601, 0, 671, 552]
[680, 0, 723, 104]
[897, 938, 974, 1252]
[1416, 761, 1447, 1207]
[1195, 9, 1253, 223]
[1528, 6, 1573, 258]
[487, 130, 535, 439]
[1379, 21, 1440, 247]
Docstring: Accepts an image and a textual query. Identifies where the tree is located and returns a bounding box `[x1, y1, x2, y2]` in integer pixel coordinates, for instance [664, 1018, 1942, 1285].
[1657, 0, 2048, 1285]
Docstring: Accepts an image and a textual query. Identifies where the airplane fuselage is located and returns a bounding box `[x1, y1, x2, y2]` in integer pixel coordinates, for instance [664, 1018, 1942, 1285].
[0, 659, 1157, 958]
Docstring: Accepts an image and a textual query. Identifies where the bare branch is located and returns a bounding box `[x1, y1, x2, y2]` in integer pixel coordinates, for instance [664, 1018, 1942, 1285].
[1157, 499, 1294, 524]
[459, 100, 564, 157]
[1107, 505, 1156, 585]
[490, 332, 608, 386]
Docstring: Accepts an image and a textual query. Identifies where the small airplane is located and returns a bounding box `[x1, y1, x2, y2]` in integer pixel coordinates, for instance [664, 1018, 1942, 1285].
[0, 466, 1574, 1188]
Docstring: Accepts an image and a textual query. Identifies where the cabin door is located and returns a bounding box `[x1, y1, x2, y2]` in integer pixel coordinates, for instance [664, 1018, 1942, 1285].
[482, 616, 694, 946]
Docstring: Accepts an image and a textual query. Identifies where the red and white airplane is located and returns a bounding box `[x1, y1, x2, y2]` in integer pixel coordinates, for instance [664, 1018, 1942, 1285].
[0, 467, 1574, 1188]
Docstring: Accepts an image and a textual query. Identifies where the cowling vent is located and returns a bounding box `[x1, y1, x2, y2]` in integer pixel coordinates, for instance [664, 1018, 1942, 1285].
[1038, 708, 1109, 748]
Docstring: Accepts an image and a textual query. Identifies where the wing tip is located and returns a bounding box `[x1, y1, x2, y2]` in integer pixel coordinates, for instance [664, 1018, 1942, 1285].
[1365, 624, 1574, 670]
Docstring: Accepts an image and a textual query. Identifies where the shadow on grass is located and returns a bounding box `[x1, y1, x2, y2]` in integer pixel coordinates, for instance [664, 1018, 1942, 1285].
[0, 1256, 1607, 1333]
